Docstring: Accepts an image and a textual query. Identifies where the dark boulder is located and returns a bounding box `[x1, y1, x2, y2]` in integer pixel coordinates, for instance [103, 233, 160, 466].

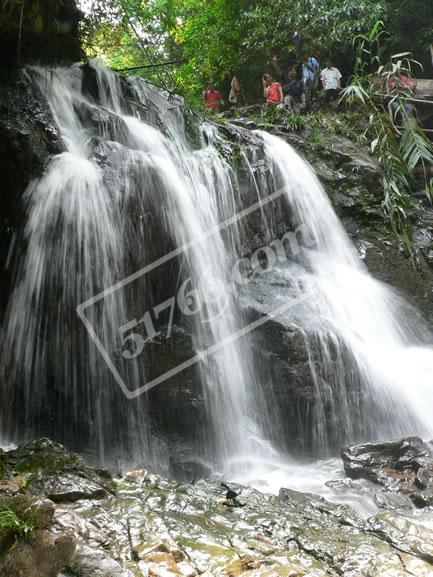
[415, 466, 433, 489]
[342, 437, 433, 509]
[0, 529, 75, 577]
[169, 458, 212, 482]
[0, 493, 73, 577]
[341, 437, 431, 479]
[29, 472, 108, 503]
[409, 490, 433, 508]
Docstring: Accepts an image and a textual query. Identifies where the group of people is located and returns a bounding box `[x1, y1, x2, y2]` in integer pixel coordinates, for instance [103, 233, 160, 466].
[264, 53, 342, 110]
[202, 52, 343, 113]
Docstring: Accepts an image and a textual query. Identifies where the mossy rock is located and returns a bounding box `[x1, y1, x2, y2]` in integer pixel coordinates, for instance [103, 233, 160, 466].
[0, 494, 54, 556]
[6, 438, 85, 477]
[1, 439, 115, 499]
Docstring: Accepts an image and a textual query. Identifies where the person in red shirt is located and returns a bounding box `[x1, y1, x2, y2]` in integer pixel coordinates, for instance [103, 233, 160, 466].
[386, 73, 416, 96]
[262, 74, 283, 105]
[203, 83, 223, 112]
[386, 73, 416, 119]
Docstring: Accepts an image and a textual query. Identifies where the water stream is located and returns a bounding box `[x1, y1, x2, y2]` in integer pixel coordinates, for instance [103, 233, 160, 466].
[2, 61, 433, 500]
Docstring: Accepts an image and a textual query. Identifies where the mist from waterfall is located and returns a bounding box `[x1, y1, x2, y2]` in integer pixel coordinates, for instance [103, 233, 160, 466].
[2, 60, 433, 482]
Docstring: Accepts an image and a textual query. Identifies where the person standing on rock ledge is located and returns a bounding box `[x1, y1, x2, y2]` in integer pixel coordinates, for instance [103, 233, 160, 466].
[301, 52, 320, 110]
[263, 73, 283, 105]
[229, 75, 243, 106]
[320, 57, 342, 103]
[203, 83, 223, 112]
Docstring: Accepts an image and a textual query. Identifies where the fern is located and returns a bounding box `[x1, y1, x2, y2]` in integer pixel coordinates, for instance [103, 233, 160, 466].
[400, 117, 433, 200]
[0, 506, 36, 539]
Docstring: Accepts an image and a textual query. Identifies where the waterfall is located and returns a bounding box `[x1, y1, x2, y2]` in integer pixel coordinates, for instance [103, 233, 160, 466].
[2, 61, 276, 470]
[249, 132, 433, 451]
[2, 60, 433, 476]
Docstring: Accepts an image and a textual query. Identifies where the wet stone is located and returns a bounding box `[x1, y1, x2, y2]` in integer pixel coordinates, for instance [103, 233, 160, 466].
[278, 487, 324, 505]
[325, 479, 353, 492]
[341, 438, 433, 510]
[342, 437, 432, 480]
[2, 439, 433, 575]
[373, 490, 413, 511]
[415, 467, 433, 490]
[169, 459, 212, 482]
[409, 491, 433, 508]
[29, 472, 108, 503]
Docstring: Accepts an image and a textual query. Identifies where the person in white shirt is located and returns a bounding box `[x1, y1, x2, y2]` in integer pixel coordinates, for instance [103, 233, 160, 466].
[320, 58, 342, 103]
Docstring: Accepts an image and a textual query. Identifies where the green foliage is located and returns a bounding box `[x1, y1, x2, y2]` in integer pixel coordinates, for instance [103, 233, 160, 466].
[400, 118, 433, 196]
[80, 0, 181, 90]
[318, 111, 368, 143]
[79, 0, 388, 105]
[240, 0, 385, 61]
[0, 507, 35, 539]
[386, 0, 433, 72]
[341, 20, 433, 246]
[352, 20, 389, 78]
[78, 0, 433, 107]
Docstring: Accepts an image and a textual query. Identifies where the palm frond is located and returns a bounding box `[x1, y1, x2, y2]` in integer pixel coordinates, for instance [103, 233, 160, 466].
[400, 117, 433, 170]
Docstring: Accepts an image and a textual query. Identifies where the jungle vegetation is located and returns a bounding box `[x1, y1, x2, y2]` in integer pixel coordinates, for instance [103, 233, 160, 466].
[79, 0, 433, 105]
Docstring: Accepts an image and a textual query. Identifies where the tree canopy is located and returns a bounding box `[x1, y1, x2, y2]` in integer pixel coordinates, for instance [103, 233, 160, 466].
[79, 0, 433, 106]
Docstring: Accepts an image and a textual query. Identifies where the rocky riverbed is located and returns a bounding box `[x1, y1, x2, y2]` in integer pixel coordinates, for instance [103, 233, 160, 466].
[1, 438, 433, 576]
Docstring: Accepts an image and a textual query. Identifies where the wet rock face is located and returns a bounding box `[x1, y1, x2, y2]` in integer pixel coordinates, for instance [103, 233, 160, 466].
[0, 71, 62, 309]
[306, 138, 433, 327]
[2, 438, 433, 577]
[347, 205, 433, 328]
[0, 0, 82, 66]
[342, 438, 433, 508]
[248, 313, 316, 454]
[30, 472, 109, 503]
[1, 64, 432, 472]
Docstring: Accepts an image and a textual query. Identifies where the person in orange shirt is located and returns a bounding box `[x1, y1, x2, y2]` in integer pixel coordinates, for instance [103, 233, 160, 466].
[262, 73, 283, 105]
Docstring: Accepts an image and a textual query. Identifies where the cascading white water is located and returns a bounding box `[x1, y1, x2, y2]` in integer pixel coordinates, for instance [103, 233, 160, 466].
[2, 60, 433, 484]
[2, 65, 139, 461]
[2, 61, 276, 471]
[247, 131, 433, 450]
